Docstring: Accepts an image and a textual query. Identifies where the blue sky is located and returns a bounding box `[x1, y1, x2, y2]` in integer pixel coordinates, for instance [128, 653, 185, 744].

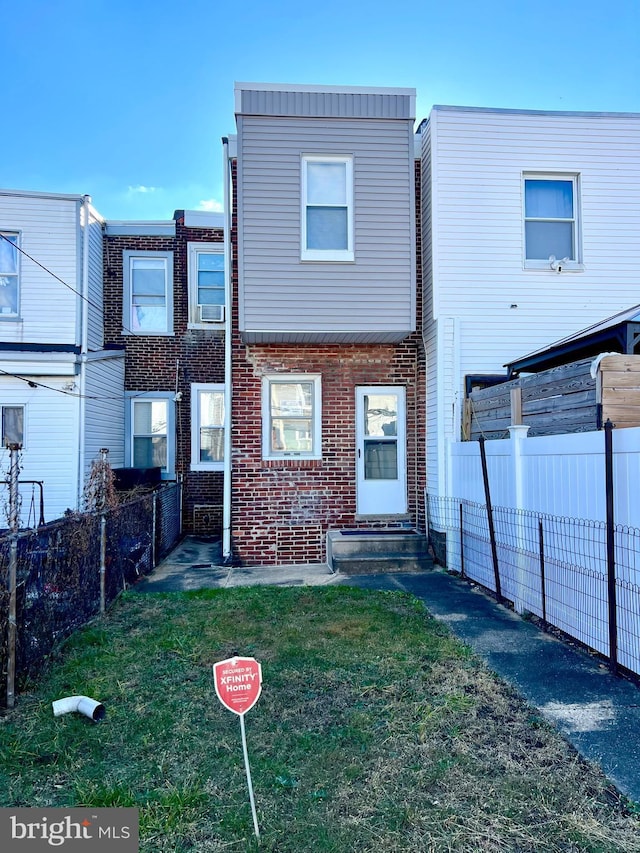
[4, 0, 639, 220]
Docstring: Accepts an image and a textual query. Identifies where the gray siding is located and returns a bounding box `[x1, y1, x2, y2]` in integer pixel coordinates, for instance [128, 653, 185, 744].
[238, 115, 416, 341]
[86, 209, 104, 351]
[238, 87, 414, 120]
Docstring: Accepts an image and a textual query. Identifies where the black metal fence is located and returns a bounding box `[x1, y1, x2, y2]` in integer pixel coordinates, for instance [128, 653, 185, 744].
[427, 494, 640, 678]
[0, 483, 181, 706]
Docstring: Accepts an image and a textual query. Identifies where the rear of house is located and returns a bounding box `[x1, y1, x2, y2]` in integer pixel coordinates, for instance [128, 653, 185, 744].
[0, 190, 124, 524]
[229, 82, 425, 565]
[421, 106, 640, 498]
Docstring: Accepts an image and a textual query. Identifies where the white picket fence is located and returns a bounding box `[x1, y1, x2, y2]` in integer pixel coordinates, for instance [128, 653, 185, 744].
[431, 426, 640, 677]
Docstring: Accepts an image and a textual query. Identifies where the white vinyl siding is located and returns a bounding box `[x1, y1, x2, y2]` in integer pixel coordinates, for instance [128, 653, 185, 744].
[262, 374, 322, 460]
[83, 353, 125, 478]
[86, 208, 105, 350]
[0, 377, 81, 523]
[422, 106, 640, 495]
[191, 383, 225, 470]
[0, 195, 79, 344]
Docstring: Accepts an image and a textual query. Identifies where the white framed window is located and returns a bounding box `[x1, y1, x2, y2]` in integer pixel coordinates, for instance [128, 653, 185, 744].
[262, 374, 322, 460]
[191, 383, 225, 471]
[126, 393, 175, 478]
[2, 405, 24, 447]
[301, 156, 354, 262]
[0, 232, 20, 317]
[123, 250, 174, 334]
[523, 175, 581, 269]
[187, 242, 225, 326]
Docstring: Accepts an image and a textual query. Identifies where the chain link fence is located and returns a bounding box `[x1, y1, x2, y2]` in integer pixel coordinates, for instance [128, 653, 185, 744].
[0, 482, 181, 707]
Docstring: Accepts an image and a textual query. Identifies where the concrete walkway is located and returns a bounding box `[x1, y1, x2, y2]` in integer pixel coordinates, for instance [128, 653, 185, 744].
[134, 537, 640, 804]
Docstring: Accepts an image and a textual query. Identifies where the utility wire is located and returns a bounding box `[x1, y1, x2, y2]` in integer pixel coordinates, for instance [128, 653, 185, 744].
[0, 230, 164, 400]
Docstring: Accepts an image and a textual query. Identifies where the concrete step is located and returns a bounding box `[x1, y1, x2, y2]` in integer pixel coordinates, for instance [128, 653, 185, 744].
[332, 552, 434, 575]
[327, 529, 433, 574]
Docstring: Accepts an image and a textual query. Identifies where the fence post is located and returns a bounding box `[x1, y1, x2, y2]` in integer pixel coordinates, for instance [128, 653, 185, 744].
[459, 502, 465, 579]
[5, 443, 22, 709]
[152, 491, 157, 568]
[538, 518, 547, 627]
[479, 436, 502, 602]
[509, 424, 530, 613]
[99, 448, 108, 616]
[604, 420, 618, 674]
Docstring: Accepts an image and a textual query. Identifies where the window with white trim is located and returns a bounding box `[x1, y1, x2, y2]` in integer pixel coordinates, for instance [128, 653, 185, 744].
[301, 156, 353, 261]
[127, 394, 175, 477]
[524, 175, 580, 268]
[187, 243, 225, 325]
[2, 405, 24, 447]
[0, 232, 20, 317]
[191, 383, 225, 470]
[123, 250, 173, 334]
[262, 375, 322, 459]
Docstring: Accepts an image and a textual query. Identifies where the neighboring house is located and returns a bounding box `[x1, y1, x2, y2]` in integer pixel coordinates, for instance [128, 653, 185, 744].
[0, 189, 124, 524]
[420, 105, 640, 498]
[103, 210, 227, 534]
[228, 82, 425, 565]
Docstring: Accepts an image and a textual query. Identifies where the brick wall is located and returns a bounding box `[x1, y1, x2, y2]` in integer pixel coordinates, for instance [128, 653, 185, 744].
[229, 160, 426, 566]
[103, 220, 226, 534]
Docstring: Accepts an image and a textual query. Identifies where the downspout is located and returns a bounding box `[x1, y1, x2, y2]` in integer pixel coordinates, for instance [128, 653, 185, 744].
[77, 195, 91, 509]
[222, 138, 233, 562]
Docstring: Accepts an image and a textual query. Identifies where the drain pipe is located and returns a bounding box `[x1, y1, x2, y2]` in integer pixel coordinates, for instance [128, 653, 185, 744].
[222, 137, 233, 563]
[52, 695, 105, 722]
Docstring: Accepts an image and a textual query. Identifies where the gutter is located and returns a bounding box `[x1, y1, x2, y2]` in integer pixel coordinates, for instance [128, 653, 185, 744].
[222, 138, 233, 562]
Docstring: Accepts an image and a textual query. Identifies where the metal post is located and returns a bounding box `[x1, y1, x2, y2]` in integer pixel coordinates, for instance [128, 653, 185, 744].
[240, 714, 260, 840]
[538, 518, 547, 627]
[479, 436, 502, 602]
[604, 420, 618, 674]
[152, 491, 157, 568]
[99, 448, 108, 615]
[459, 502, 465, 579]
[6, 443, 21, 709]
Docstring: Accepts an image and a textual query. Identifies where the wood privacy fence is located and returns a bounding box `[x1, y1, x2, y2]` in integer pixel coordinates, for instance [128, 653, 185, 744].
[464, 355, 640, 440]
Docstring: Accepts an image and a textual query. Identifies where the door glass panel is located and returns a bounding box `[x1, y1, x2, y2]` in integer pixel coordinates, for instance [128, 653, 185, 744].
[364, 394, 398, 437]
[364, 440, 397, 480]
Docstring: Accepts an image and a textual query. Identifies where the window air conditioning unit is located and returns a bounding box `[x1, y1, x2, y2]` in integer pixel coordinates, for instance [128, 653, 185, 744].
[198, 304, 224, 322]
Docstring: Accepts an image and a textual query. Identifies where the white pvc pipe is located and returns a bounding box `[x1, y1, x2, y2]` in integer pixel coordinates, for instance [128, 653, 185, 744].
[52, 695, 105, 721]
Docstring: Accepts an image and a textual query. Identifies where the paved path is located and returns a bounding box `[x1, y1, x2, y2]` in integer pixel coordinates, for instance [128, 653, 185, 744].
[134, 537, 640, 804]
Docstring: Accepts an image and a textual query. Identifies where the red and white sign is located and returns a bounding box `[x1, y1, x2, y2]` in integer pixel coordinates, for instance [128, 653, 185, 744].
[213, 657, 262, 716]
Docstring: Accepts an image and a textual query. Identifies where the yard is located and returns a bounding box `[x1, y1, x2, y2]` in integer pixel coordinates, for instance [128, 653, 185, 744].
[1, 586, 639, 852]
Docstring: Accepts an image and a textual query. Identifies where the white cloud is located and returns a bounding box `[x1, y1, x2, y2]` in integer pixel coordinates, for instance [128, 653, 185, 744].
[127, 185, 160, 194]
[197, 198, 224, 212]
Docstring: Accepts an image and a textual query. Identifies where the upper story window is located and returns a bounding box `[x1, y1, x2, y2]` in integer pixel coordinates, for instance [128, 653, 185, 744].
[524, 175, 581, 270]
[262, 374, 322, 460]
[187, 242, 225, 326]
[126, 393, 175, 478]
[191, 383, 225, 470]
[123, 250, 174, 334]
[301, 156, 354, 262]
[0, 232, 20, 317]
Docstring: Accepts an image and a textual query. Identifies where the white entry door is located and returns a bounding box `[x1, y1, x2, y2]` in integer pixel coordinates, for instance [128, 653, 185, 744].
[356, 386, 407, 516]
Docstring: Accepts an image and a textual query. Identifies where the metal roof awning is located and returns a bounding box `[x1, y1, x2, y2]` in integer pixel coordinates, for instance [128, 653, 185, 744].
[506, 303, 640, 376]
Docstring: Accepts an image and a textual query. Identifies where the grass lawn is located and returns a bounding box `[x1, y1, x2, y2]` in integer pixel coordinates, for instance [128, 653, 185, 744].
[1, 586, 639, 852]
